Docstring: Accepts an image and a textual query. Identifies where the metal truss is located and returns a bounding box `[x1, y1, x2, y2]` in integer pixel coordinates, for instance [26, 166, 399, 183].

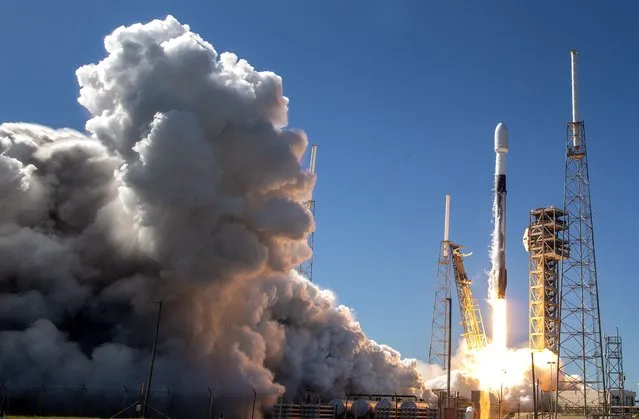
[556, 121, 607, 416]
[296, 200, 316, 282]
[428, 240, 452, 367]
[450, 243, 486, 351]
[528, 207, 567, 354]
[605, 328, 625, 415]
[296, 145, 317, 282]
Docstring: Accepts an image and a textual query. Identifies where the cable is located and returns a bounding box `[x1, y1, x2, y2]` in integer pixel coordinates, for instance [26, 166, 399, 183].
[317, 143, 428, 210]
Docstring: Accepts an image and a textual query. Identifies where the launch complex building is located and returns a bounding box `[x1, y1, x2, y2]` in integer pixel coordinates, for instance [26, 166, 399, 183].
[271, 51, 636, 419]
[425, 50, 635, 418]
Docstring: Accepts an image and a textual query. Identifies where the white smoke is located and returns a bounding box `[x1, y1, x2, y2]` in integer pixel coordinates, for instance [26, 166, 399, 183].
[418, 341, 569, 413]
[0, 15, 428, 402]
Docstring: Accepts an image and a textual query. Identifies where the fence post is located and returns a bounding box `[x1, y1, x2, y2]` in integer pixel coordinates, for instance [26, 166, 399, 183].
[0, 383, 6, 416]
[206, 388, 213, 419]
[38, 384, 45, 415]
[120, 385, 128, 418]
[251, 387, 256, 419]
[80, 384, 87, 416]
[163, 386, 170, 418]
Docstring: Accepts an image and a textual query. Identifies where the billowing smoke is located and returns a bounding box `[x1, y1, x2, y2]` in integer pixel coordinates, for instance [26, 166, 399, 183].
[418, 341, 478, 398]
[419, 341, 566, 414]
[0, 15, 428, 402]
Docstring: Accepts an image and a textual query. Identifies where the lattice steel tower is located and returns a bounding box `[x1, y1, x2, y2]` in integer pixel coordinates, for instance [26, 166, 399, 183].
[527, 207, 568, 354]
[556, 50, 607, 416]
[605, 328, 625, 412]
[296, 144, 318, 282]
[450, 243, 487, 351]
[428, 194, 453, 367]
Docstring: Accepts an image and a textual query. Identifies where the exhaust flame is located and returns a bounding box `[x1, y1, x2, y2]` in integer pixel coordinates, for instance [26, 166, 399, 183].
[465, 296, 509, 393]
[490, 298, 507, 351]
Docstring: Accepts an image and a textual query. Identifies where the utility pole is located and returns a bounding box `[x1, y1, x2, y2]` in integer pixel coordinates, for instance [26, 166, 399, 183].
[532, 352, 538, 419]
[547, 360, 556, 418]
[446, 296, 452, 409]
[142, 300, 163, 418]
[499, 381, 503, 419]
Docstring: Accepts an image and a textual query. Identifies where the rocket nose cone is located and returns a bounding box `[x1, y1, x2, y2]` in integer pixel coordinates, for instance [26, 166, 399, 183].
[494, 122, 509, 153]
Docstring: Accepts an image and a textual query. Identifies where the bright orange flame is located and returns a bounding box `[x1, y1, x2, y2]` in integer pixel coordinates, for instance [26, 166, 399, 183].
[469, 298, 510, 392]
[491, 298, 507, 350]
[456, 297, 557, 397]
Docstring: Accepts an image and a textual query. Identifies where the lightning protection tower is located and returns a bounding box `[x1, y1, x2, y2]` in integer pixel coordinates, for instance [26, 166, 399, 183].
[556, 50, 607, 416]
[428, 193, 453, 367]
[605, 328, 625, 415]
[296, 144, 318, 282]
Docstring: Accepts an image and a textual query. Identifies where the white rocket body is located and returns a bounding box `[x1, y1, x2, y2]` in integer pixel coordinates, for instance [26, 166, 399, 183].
[494, 122, 508, 299]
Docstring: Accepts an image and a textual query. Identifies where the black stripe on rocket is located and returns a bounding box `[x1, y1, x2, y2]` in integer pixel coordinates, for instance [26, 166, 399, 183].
[496, 173, 507, 299]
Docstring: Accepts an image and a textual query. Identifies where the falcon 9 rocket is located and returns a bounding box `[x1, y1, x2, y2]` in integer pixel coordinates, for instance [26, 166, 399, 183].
[494, 122, 508, 299]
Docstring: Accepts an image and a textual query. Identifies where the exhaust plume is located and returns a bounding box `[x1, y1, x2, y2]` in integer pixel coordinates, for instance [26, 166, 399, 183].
[0, 15, 427, 403]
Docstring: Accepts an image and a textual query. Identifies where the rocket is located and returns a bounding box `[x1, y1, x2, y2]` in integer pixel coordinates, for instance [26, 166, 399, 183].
[494, 122, 508, 299]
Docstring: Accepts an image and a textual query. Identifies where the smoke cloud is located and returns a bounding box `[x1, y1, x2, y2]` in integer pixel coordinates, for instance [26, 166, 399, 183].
[0, 15, 428, 402]
[419, 341, 567, 414]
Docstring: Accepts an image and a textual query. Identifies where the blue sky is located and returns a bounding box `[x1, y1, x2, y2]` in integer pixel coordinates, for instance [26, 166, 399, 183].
[2, 0, 638, 389]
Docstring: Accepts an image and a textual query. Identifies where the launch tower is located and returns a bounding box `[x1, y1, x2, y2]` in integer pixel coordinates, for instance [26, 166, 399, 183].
[296, 144, 318, 282]
[527, 207, 568, 353]
[555, 50, 607, 416]
[428, 194, 453, 367]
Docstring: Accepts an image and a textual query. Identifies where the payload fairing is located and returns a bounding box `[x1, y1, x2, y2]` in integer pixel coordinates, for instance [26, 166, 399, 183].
[494, 122, 508, 299]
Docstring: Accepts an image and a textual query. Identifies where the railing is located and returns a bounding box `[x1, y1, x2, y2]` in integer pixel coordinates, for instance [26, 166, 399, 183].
[272, 402, 336, 418]
[0, 385, 280, 418]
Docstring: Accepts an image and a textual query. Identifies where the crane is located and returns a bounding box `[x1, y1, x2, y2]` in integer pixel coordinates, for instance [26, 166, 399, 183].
[449, 243, 487, 351]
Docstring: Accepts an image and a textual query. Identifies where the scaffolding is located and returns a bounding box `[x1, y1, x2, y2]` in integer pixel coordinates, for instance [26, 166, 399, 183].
[296, 145, 318, 282]
[428, 194, 453, 367]
[527, 207, 568, 353]
[556, 50, 607, 416]
[450, 243, 487, 350]
[605, 328, 626, 414]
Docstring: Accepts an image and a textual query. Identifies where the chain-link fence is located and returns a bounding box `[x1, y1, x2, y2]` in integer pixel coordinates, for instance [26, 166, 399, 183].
[0, 385, 281, 418]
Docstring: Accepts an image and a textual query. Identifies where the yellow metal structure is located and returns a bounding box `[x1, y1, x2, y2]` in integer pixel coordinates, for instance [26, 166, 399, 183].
[449, 243, 487, 351]
[527, 207, 569, 353]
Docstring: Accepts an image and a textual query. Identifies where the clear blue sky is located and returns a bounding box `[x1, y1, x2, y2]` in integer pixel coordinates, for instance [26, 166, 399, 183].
[2, 0, 638, 389]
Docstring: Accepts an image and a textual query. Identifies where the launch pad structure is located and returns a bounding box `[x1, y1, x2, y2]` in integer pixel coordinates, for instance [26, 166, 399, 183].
[450, 243, 487, 351]
[428, 194, 453, 367]
[526, 207, 568, 354]
[605, 328, 627, 413]
[555, 50, 608, 416]
[297, 144, 318, 282]
[421, 50, 618, 419]
[429, 194, 487, 370]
